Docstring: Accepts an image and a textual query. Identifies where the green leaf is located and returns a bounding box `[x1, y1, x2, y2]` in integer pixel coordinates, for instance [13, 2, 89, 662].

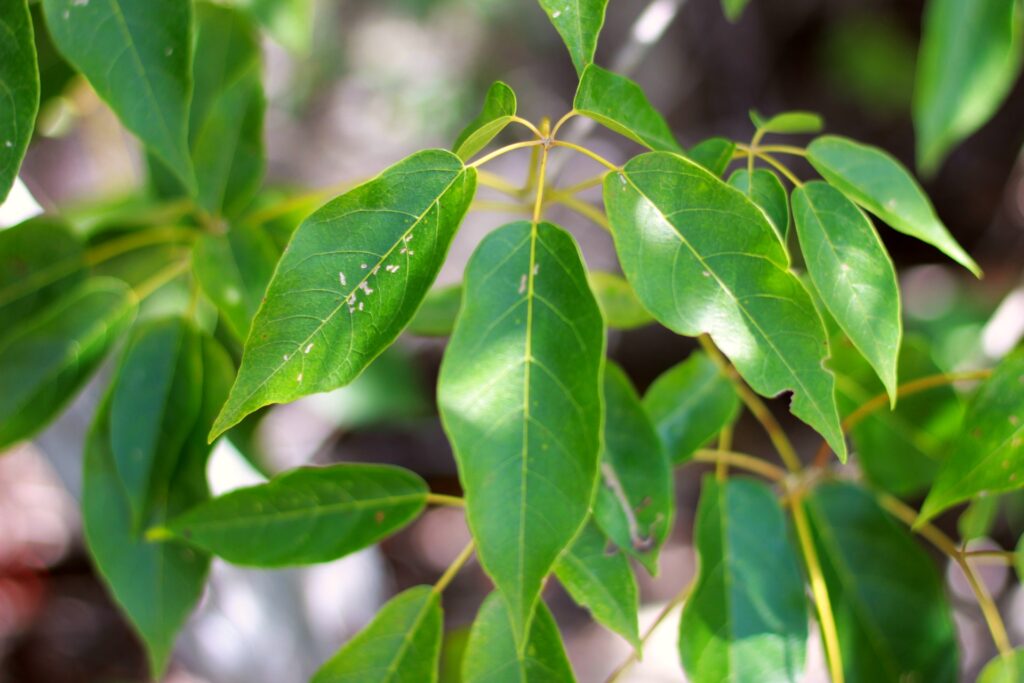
[0, 0, 39, 202]
[978, 650, 1024, 683]
[407, 283, 462, 336]
[605, 152, 845, 459]
[0, 278, 135, 449]
[792, 181, 901, 401]
[462, 592, 575, 683]
[228, 0, 314, 54]
[0, 217, 86, 337]
[84, 332, 233, 677]
[749, 110, 824, 135]
[806, 135, 980, 276]
[642, 351, 740, 464]
[312, 586, 443, 683]
[727, 168, 790, 243]
[919, 348, 1024, 524]
[721, 0, 750, 22]
[157, 463, 428, 567]
[191, 223, 279, 341]
[554, 521, 640, 647]
[688, 137, 736, 176]
[588, 271, 653, 330]
[807, 481, 958, 683]
[595, 362, 673, 573]
[42, 0, 195, 191]
[914, 0, 1022, 175]
[1017, 533, 1024, 582]
[537, 0, 609, 76]
[574, 64, 682, 152]
[437, 220, 604, 646]
[958, 495, 999, 541]
[110, 318, 203, 530]
[210, 149, 476, 439]
[679, 476, 808, 683]
[453, 81, 517, 161]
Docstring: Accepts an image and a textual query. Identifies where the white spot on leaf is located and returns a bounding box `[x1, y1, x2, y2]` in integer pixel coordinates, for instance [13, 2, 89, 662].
[304, 343, 314, 354]
[339, 271, 347, 286]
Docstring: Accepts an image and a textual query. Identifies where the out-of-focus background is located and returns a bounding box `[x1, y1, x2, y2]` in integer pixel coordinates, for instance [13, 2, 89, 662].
[2, 0, 1023, 681]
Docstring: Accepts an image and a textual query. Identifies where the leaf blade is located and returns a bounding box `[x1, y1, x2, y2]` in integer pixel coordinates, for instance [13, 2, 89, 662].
[0, 0, 39, 202]
[727, 168, 790, 243]
[574, 64, 682, 152]
[537, 0, 609, 76]
[453, 81, 517, 161]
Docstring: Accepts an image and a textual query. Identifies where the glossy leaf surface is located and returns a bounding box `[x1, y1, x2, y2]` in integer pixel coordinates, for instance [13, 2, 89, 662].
[605, 152, 845, 458]
[453, 81, 517, 160]
[537, 0, 609, 75]
[728, 168, 789, 243]
[438, 220, 604, 646]
[0, 0, 38, 202]
[160, 464, 428, 566]
[211, 150, 476, 438]
[574, 64, 681, 152]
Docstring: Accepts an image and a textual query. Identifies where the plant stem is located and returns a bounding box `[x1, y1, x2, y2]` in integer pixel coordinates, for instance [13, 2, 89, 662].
[84, 226, 197, 266]
[547, 194, 610, 230]
[425, 493, 465, 508]
[605, 579, 694, 682]
[715, 425, 733, 480]
[476, 170, 524, 198]
[756, 144, 807, 157]
[756, 152, 803, 187]
[510, 116, 544, 138]
[963, 549, 1018, 564]
[690, 449, 786, 482]
[468, 140, 544, 169]
[550, 110, 577, 139]
[550, 140, 620, 172]
[433, 540, 475, 594]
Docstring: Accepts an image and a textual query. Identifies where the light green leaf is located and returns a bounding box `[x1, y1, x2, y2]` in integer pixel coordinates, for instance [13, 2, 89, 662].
[0, 0, 38, 202]
[84, 332, 232, 677]
[537, 0, 609, 76]
[605, 152, 845, 459]
[228, 0, 314, 54]
[595, 362, 673, 574]
[42, 0, 195, 191]
[554, 521, 639, 647]
[977, 650, 1024, 683]
[679, 476, 808, 683]
[0, 278, 135, 449]
[438, 220, 604, 646]
[453, 81, 517, 161]
[958, 495, 999, 541]
[919, 348, 1024, 524]
[721, 0, 751, 22]
[191, 223, 279, 340]
[462, 592, 575, 683]
[807, 481, 958, 683]
[914, 0, 1022, 175]
[792, 181, 901, 401]
[588, 271, 653, 330]
[688, 137, 736, 176]
[750, 110, 824, 135]
[211, 150, 476, 439]
[574, 64, 682, 152]
[642, 351, 740, 464]
[806, 135, 980, 276]
[157, 463, 428, 567]
[727, 168, 790, 242]
[407, 283, 462, 337]
[312, 586, 443, 683]
[110, 318, 203, 530]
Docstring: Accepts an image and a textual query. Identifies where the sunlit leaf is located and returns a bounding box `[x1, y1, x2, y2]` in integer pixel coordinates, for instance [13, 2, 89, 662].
[749, 110, 824, 135]
[727, 168, 789, 243]
[574, 64, 682, 152]
[977, 650, 1024, 683]
[537, 0, 609, 76]
[0, 0, 38, 202]
[588, 271, 653, 330]
[688, 137, 736, 176]
[228, 0, 314, 54]
[453, 81, 517, 161]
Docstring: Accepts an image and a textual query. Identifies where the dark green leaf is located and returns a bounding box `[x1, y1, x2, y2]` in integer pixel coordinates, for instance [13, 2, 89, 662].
[462, 592, 575, 683]
[977, 650, 1024, 683]
[537, 0, 609, 76]
[680, 476, 808, 683]
[605, 152, 845, 459]
[84, 332, 233, 677]
[312, 586, 443, 683]
[642, 351, 740, 464]
[453, 81, 517, 161]
[595, 362, 673, 573]
[0, 278, 135, 449]
[688, 137, 736, 176]
[157, 463, 428, 567]
[437, 220, 604, 646]
[0, 0, 39, 202]
[727, 168, 789, 243]
[554, 522, 640, 647]
[191, 223, 279, 340]
[919, 348, 1024, 524]
[749, 110, 824, 135]
[42, 0, 195, 191]
[211, 150, 476, 439]
[721, 0, 750, 22]
[574, 64, 682, 152]
[807, 482, 958, 683]
[806, 135, 980, 276]
[407, 283, 462, 336]
[914, 0, 1022, 175]
[588, 271, 653, 330]
[792, 181, 901, 400]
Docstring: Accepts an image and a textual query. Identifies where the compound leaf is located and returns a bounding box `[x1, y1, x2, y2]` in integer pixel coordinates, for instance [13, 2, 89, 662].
[453, 81, 517, 161]
[727, 168, 789, 243]
[0, 0, 39, 202]
[574, 64, 682, 152]
[537, 0, 609, 76]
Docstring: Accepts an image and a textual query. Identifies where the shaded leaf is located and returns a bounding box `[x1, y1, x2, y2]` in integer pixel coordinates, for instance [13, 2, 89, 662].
[437, 220, 604, 646]
[312, 586, 443, 683]
[642, 350, 740, 464]
[688, 137, 736, 176]
[604, 152, 845, 459]
[211, 150, 476, 439]
[453, 81, 517, 161]
[158, 463, 428, 567]
[750, 110, 824, 135]
[407, 283, 462, 337]
[727, 168, 789, 243]
[0, 0, 39, 202]
[574, 64, 682, 152]
[958, 495, 999, 541]
[588, 271, 653, 330]
[680, 476, 808, 683]
[806, 135, 979, 276]
[0, 278, 135, 449]
[537, 0, 609, 76]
